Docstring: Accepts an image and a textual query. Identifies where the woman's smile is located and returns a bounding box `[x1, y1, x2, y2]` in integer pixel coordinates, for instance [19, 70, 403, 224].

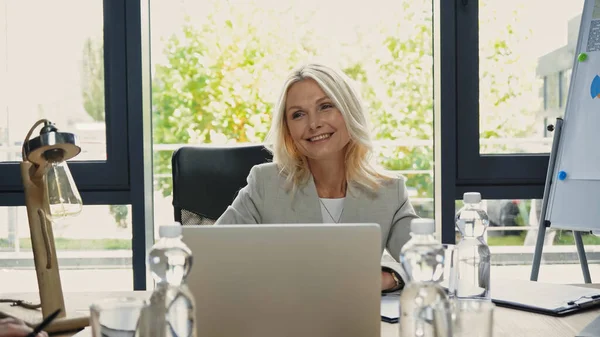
[307, 132, 334, 143]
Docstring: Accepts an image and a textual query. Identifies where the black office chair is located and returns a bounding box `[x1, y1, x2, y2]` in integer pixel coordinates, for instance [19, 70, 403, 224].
[171, 144, 273, 225]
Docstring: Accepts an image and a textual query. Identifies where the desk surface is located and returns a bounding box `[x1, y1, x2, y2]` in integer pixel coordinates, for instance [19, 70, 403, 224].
[5, 288, 600, 337]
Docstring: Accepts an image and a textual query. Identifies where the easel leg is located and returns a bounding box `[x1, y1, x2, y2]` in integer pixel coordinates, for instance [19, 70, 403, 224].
[531, 118, 564, 281]
[530, 222, 547, 281]
[574, 231, 592, 283]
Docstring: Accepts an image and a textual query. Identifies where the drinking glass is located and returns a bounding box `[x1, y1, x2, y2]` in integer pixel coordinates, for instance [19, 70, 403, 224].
[452, 298, 495, 337]
[90, 297, 146, 337]
[432, 298, 495, 337]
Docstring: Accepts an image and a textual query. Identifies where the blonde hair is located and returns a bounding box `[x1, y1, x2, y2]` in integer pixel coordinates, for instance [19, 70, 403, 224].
[264, 63, 395, 193]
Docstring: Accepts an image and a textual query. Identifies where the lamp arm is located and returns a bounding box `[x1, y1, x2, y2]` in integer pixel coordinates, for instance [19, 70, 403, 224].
[37, 209, 53, 269]
[22, 119, 50, 160]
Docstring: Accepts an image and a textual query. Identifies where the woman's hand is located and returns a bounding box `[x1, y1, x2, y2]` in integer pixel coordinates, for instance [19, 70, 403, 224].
[381, 271, 398, 291]
[0, 318, 48, 337]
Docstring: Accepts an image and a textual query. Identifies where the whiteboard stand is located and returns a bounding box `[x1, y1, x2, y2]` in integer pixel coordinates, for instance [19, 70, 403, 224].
[530, 118, 592, 283]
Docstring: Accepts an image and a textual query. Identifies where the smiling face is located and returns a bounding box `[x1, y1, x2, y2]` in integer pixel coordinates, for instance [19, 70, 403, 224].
[285, 78, 351, 163]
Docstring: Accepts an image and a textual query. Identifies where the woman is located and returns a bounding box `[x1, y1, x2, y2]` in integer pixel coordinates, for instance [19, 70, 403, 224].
[0, 318, 47, 337]
[215, 63, 418, 292]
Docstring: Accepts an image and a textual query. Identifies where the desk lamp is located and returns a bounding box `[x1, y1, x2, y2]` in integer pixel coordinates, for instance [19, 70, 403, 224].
[20, 119, 83, 319]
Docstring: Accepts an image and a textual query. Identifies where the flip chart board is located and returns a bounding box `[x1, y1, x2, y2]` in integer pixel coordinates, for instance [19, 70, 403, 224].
[546, 0, 600, 231]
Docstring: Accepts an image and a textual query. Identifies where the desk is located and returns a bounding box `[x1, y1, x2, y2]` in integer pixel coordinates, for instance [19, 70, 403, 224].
[5, 290, 600, 337]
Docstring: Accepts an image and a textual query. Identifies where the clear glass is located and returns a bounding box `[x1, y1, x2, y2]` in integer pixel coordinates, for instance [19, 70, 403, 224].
[479, 0, 585, 154]
[90, 297, 146, 337]
[0, 205, 133, 292]
[150, 0, 434, 231]
[430, 298, 494, 337]
[0, 1, 106, 162]
[44, 161, 83, 219]
[451, 299, 495, 337]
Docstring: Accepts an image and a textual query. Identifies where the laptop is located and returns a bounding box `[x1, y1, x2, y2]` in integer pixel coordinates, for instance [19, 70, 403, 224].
[181, 223, 382, 337]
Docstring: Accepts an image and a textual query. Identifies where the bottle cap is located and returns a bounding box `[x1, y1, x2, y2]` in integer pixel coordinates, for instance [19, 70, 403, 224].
[159, 223, 182, 238]
[410, 218, 435, 234]
[463, 192, 481, 204]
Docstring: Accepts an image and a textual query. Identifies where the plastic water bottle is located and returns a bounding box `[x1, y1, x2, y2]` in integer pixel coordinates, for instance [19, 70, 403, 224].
[454, 192, 491, 299]
[399, 218, 450, 337]
[142, 224, 196, 337]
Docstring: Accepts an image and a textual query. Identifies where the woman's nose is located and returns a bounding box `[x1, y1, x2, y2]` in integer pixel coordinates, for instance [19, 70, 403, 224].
[309, 114, 322, 130]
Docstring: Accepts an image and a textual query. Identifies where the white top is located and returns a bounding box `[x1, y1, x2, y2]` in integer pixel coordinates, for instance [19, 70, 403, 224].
[319, 198, 345, 223]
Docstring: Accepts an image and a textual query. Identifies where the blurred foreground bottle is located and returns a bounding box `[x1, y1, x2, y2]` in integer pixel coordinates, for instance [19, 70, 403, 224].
[399, 218, 451, 337]
[139, 223, 196, 337]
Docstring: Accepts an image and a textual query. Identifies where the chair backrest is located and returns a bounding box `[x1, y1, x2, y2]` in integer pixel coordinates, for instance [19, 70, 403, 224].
[171, 144, 273, 225]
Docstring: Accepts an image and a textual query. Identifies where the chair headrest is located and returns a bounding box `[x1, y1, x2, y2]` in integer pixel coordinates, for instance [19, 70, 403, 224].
[171, 145, 273, 220]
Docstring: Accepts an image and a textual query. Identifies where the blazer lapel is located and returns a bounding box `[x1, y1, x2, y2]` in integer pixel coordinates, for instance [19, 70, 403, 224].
[340, 183, 361, 223]
[290, 177, 322, 223]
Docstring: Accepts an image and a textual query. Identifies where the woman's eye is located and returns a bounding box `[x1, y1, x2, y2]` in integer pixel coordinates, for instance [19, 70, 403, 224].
[321, 103, 334, 110]
[291, 111, 303, 119]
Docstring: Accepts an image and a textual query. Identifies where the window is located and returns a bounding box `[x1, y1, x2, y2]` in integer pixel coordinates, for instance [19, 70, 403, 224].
[0, 205, 133, 292]
[454, 0, 596, 284]
[0, 1, 106, 161]
[456, 0, 584, 192]
[0, 1, 150, 291]
[150, 0, 435, 223]
[0, 0, 129, 192]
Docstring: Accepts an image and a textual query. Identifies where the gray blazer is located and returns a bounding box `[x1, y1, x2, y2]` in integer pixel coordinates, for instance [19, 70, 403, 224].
[215, 162, 419, 282]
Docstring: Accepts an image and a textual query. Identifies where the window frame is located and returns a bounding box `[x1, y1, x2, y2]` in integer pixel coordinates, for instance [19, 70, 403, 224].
[0, 0, 130, 193]
[454, 0, 549, 200]
[0, 0, 153, 291]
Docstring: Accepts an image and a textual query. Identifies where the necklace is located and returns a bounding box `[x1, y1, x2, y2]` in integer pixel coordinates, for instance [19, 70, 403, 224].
[319, 198, 344, 223]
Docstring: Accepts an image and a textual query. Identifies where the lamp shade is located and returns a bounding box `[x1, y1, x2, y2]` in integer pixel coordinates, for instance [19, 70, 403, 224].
[24, 122, 81, 165]
[24, 121, 83, 219]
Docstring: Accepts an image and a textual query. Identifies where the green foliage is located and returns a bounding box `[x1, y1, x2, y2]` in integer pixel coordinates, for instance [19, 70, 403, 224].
[151, 0, 538, 206]
[478, 4, 539, 153]
[151, 1, 434, 198]
[0, 238, 131, 250]
[152, 5, 315, 196]
[342, 4, 434, 198]
[109, 205, 130, 229]
[81, 37, 105, 122]
[472, 231, 600, 247]
[554, 231, 600, 245]
[487, 235, 525, 246]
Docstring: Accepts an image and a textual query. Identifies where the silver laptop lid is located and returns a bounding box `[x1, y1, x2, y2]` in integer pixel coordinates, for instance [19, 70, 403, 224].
[181, 223, 382, 337]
